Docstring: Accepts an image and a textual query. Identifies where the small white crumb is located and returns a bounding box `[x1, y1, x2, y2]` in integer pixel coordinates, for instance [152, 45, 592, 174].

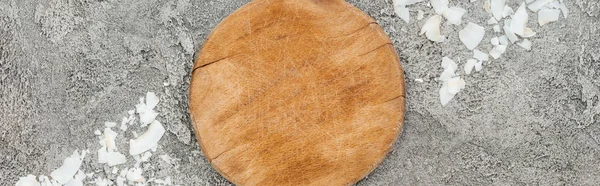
[518, 39, 532, 50]
[94, 130, 102, 136]
[128, 109, 135, 115]
[94, 177, 113, 186]
[163, 82, 170, 86]
[112, 167, 119, 174]
[86, 172, 94, 178]
[441, 57, 458, 70]
[417, 10, 424, 20]
[522, 28, 537, 37]
[132, 131, 139, 138]
[160, 154, 180, 164]
[415, 79, 424, 83]
[141, 151, 152, 162]
[104, 122, 117, 128]
[489, 45, 508, 59]
[459, 22, 485, 50]
[483, 0, 491, 13]
[538, 8, 560, 26]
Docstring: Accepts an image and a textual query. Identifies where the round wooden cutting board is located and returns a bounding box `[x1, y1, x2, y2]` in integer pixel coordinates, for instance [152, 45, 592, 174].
[189, 0, 405, 185]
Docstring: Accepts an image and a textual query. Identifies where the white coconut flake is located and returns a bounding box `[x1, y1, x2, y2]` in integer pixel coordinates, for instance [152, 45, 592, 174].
[523, 28, 536, 37]
[103, 128, 118, 151]
[447, 77, 466, 94]
[417, 10, 424, 20]
[489, 45, 508, 59]
[538, 8, 560, 26]
[487, 17, 498, 25]
[464, 59, 478, 74]
[94, 130, 101, 136]
[439, 82, 456, 106]
[501, 5, 514, 18]
[107, 152, 127, 166]
[475, 61, 484, 71]
[510, 3, 528, 36]
[441, 57, 458, 70]
[129, 120, 166, 155]
[394, 5, 410, 23]
[459, 22, 485, 50]
[503, 25, 519, 43]
[493, 25, 501, 32]
[439, 66, 456, 82]
[490, 0, 506, 21]
[126, 168, 145, 183]
[97, 147, 108, 164]
[518, 39, 532, 50]
[50, 151, 84, 184]
[420, 15, 445, 42]
[499, 35, 509, 45]
[139, 110, 158, 126]
[528, 0, 553, 12]
[431, 0, 449, 15]
[442, 7, 466, 25]
[491, 37, 500, 45]
[16, 175, 39, 186]
[473, 49, 489, 61]
[559, 2, 569, 18]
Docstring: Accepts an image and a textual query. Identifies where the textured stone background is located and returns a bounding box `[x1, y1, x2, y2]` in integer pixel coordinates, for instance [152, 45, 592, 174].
[1, 0, 599, 185]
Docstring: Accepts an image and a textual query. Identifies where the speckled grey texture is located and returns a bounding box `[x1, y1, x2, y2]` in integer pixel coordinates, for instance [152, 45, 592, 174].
[1, 0, 599, 185]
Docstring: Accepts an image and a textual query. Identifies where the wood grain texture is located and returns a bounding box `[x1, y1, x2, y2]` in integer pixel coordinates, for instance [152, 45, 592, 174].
[189, 0, 405, 185]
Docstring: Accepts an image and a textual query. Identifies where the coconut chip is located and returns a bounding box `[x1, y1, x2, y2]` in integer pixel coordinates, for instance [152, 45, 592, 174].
[50, 150, 85, 184]
[538, 8, 560, 26]
[510, 3, 528, 36]
[503, 25, 519, 43]
[518, 39, 532, 50]
[498, 35, 509, 45]
[491, 37, 500, 45]
[475, 61, 484, 71]
[490, 0, 505, 21]
[489, 45, 508, 59]
[473, 49, 489, 61]
[442, 7, 466, 25]
[459, 22, 485, 50]
[129, 120, 166, 155]
[501, 5, 513, 18]
[464, 59, 478, 75]
[15, 175, 39, 186]
[126, 168, 145, 183]
[420, 15, 445, 42]
[528, 0, 553, 12]
[394, 5, 410, 23]
[431, 0, 449, 15]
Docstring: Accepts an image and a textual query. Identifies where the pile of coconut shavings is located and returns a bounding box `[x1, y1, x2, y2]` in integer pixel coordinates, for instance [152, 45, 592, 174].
[392, 0, 569, 106]
[15, 92, 178, 186]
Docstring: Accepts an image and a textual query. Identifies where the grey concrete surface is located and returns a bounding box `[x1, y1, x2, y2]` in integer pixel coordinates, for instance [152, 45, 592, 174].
[1, 0, 599, 185]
